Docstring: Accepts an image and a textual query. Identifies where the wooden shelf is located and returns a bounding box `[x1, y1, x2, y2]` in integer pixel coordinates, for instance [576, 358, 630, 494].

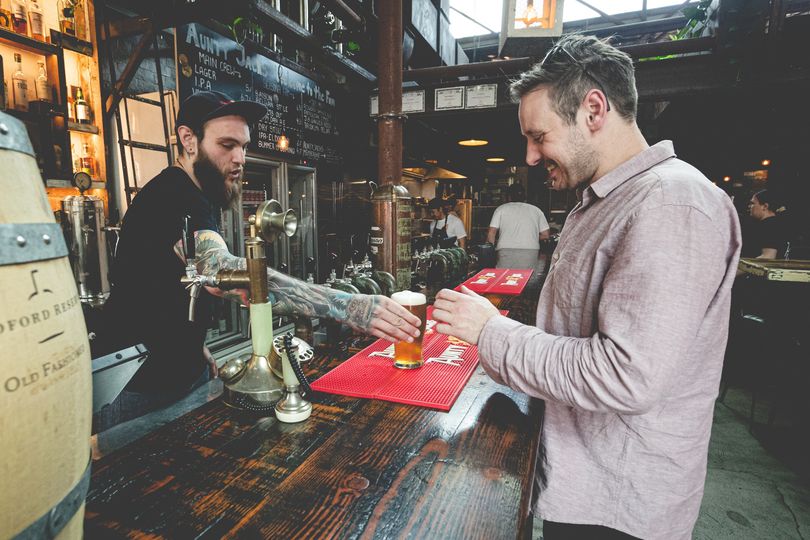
[46, 178, 105, 189]
[68, 121, 99, 134]
[49, 30, 93, 56]
[0, 26, 59, 55]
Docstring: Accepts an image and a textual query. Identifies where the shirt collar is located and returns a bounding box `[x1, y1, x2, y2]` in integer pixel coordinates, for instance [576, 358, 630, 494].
[587, 140, 676, 201]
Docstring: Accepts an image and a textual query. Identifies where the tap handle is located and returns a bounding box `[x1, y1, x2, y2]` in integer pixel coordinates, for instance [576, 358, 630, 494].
[183, 215, 195, 260]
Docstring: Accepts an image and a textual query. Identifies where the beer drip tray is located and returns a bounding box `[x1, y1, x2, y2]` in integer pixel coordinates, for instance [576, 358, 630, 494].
[91, 344, 148, 413]
[311, 307, 507, 411]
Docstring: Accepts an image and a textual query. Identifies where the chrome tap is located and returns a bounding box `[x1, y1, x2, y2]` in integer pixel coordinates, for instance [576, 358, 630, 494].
[179, 216, 216, 322]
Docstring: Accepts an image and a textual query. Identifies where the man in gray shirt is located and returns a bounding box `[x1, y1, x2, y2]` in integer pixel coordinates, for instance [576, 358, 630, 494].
[433, 35, 741, 539]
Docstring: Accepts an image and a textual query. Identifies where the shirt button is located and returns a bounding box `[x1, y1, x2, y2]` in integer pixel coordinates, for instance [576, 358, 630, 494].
[552, 253, 560, 261]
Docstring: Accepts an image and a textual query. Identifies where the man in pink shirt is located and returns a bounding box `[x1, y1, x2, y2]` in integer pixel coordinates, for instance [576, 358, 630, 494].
[433, 35, 741, 539]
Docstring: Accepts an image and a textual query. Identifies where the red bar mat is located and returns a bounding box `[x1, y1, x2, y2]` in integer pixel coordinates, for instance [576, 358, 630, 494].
[487, 269, 533, 295]
[311, 308, 507, 411]
[457, 268, 533, 296]
[457, 268, 509, 293]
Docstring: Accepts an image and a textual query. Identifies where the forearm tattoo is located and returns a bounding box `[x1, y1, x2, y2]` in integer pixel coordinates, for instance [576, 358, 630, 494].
[182, 230, 380, 330]
[192, 230, 247, 273]
[267, 267, 380, 330]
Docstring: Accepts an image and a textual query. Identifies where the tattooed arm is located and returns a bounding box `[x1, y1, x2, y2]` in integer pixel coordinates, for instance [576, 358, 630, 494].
[176, 230, 421, 343]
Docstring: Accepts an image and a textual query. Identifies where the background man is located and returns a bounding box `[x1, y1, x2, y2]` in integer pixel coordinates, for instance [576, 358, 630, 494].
[428, 197, 467, 248]
[103, 91, 420, 423]
[486, 183, 550, 271]
[432, 35, 741, 539]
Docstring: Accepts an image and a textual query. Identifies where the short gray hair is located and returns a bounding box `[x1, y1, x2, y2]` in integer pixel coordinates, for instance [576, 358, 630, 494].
[509, 34, 638, 124]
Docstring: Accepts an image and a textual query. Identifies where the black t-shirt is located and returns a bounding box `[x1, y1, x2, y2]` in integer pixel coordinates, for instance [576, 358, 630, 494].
[105, 166, 220, 395]
[744, 215, 791, 259]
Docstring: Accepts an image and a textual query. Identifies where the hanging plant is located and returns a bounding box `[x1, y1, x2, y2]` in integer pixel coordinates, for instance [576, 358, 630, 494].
[230, 16, 264, 46]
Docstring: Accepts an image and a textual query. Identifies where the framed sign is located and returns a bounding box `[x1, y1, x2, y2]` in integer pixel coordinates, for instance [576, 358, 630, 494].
[403, 90, 426, 113]
[465, 84, 498, 109]
[435, 87, 464, 110]
[370, 95, 379, 116]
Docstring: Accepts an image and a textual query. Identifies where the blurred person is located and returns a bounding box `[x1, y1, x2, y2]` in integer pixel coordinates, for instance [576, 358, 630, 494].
[428, 197, 467, 248]
[486, 183, 550, 271]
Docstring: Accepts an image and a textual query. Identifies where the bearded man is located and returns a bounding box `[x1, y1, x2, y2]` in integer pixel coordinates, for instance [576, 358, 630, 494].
[104, 92, 420, 420]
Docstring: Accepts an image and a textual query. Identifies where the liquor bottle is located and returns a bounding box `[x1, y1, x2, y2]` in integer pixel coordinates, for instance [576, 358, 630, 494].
[10, 0, 27, 36]
[28, 0, 44, 41]
[75, 86, 90, 124]
[73, 0, 86, 41]
[0, 0, 13, 30]
[80, 142, 95, 177]
[12, 53, 28, 111]
[58, 0, 75, 35]
[35, 60, 49, 102]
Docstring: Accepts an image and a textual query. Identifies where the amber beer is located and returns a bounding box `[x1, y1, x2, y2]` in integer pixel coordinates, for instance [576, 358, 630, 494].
[391, 291, 427, 368]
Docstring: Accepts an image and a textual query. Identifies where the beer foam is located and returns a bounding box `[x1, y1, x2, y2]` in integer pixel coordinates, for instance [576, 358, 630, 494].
[391, 290, 427, 306]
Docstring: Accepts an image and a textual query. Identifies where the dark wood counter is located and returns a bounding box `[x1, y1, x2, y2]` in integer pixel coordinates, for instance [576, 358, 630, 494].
[85, 296, 543, 539]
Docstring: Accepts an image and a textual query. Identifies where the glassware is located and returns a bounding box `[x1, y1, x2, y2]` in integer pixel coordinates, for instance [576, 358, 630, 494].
[12, 53, 28, 111]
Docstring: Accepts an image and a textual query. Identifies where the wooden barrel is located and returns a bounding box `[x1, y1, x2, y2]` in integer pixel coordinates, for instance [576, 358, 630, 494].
[0, 113, 91, 539]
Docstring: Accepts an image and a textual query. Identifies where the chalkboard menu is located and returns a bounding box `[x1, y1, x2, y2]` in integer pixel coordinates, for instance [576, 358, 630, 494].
[176, 23, 341, 165]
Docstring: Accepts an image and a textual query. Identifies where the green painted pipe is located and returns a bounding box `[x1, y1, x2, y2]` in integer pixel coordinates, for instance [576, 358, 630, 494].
[352, 275, 383, 295]
[330, 281, 361, 295]
[372, 270, 396, 296]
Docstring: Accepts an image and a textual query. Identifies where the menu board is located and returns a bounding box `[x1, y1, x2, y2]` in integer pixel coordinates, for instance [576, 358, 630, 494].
[176, 23, 341, 165]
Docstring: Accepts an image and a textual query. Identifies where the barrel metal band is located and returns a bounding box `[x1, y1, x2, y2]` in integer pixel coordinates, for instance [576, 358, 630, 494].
[0, 223, 68, 266]
[0, 112, 35, 156]
[12, 453, 92, 540]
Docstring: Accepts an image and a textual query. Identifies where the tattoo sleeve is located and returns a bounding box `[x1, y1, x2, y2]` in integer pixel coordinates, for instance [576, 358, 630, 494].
[183, 230, 380, 330]
[265, 267, 380, 330]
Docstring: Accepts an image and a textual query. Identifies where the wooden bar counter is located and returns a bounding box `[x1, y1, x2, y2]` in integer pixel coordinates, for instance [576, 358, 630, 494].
[86, 296, 543, 539]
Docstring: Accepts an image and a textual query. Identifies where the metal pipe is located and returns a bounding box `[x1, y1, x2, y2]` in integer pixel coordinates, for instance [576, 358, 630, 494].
[403, 57, 535, 82]
[377, 0, 403, 186]
[320, 0, 364, 28]
[403, 37, 715, 83]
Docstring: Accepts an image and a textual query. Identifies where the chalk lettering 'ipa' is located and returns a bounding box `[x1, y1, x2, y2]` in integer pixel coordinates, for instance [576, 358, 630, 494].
[391, 291, 427, 369]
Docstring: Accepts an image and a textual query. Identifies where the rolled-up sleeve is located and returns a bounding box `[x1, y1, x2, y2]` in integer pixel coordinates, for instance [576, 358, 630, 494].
[478, 203, 730, 414]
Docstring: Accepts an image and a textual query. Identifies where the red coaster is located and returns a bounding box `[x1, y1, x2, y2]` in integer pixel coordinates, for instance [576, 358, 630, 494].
[311, 308, 507, 411]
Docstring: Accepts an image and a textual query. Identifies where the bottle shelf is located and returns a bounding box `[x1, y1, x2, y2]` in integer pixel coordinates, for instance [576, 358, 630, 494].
[0, 26, 59, 55]
[46, 178, 104, 189]
[49, 30, 92, 56]
[67, 120, 98, 134]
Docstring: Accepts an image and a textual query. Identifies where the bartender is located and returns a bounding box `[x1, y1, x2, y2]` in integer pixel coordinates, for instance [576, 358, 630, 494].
[102, 91, 421, 426]
[428, 197, 467, 249]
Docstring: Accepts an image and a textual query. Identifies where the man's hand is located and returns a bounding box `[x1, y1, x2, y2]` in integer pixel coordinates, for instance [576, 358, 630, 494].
[203, 345, 218, 379]
[343, 294, 422, 344]
[432, 286, 500, 345]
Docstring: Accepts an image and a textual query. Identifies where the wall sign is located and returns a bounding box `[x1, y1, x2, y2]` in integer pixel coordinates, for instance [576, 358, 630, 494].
[435, 86, 464, 110]
[402, 90, 425, 113]
[176, 23, 341, 165]
[465, 84, 498, 109]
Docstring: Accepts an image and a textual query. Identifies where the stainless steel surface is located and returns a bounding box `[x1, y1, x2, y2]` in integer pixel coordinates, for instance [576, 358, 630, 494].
[222, 353, 284, 412]
[218, 357, 246, 384]
[0, 111, 35, 156]
[60, 196, 111, 305]
[91, 344, 148, 413]
[0, 223, 67, 266]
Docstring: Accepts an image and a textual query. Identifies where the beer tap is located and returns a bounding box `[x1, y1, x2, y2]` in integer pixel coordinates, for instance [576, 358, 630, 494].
[180, 216, 216, 322]
[185, 200, 312, 420]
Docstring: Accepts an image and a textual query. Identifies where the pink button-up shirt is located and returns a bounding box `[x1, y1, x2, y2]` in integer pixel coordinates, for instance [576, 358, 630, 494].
[479, 141, 741, 539]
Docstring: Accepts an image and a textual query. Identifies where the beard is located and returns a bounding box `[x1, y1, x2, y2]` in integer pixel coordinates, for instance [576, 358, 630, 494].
[565, 127, 599, 191]
[194, 148, 241, 210]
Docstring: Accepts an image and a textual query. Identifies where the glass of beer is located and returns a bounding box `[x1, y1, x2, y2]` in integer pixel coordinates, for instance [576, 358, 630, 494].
[390, 291, 427, 369]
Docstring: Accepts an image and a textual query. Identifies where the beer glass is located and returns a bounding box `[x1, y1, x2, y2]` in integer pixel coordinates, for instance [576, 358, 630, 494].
[391, 291, 427, 369]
